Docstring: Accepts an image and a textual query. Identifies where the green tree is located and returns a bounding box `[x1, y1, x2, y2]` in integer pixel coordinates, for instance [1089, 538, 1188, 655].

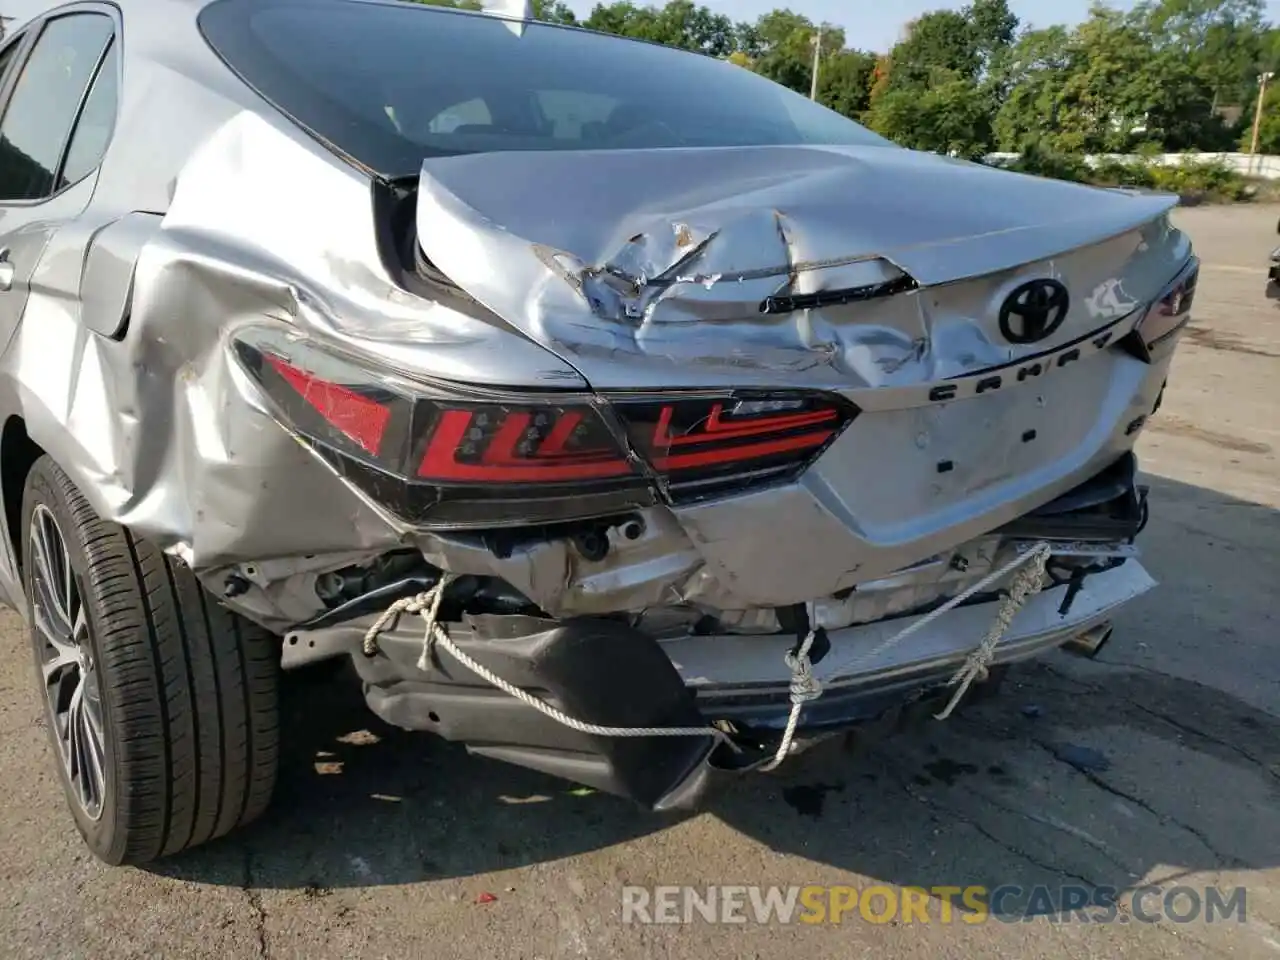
[532, 0, 578, 23]
[650, 0, 737, 56]
[871, 0, 1016, 154]
[968, 0, 1019, 65]
[581, 1, 644, 35]
[400, 0, 1279, 157]
[734, 21, 764, 59]
[971, 0, 1020, 102]
[1260, 23, 1280, 71]
[750, 10, 837, 93]
[1245, 80, 1280, 151]
[412, 0, 483, 9]
[867, 79, 992, 157]
[741, 10, 876, 115]
[583, 1, 735, 55]
[1054, 9, 1168, 152]
[993, 7, 1224, 154]
[818, 49, 877, 118]
[1058, 8, 1225, 152]
[415, 0, 577, 16]
[887, 10, 980, 91]
[993, 26, 1075, 151]
[1132, 0, 1265, 108]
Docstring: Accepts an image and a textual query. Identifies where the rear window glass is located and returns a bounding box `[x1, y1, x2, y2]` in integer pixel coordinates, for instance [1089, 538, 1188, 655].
[198, 0, 893, 179]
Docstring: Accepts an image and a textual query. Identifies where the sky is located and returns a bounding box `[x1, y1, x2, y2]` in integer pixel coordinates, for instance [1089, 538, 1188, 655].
[565, 0, 1280, 54]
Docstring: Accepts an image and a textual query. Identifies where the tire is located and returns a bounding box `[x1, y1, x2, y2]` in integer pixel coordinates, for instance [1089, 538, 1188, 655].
[21, 455, 279, 865]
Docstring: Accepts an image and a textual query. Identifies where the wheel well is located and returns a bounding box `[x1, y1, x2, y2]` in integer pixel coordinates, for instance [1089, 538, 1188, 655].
[1, 417, 44, 571]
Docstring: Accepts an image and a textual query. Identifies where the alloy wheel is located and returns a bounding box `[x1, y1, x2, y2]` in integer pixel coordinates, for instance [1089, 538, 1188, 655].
[29, 503, 106, 820]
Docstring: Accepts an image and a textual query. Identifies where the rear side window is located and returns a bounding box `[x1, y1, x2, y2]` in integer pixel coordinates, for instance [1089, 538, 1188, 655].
[199, 0, 892, 179]
[0, 13, 113, 202]
[58, 39, 119, 189]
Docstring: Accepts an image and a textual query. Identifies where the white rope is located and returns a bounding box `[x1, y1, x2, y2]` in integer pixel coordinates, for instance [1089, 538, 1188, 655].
[362, 541, 1053, 775]
[756, 622, 826, 772]
[362, 575, 736, 751]
[933, 551, 1050, 720]
[759, 541, 1052, 770]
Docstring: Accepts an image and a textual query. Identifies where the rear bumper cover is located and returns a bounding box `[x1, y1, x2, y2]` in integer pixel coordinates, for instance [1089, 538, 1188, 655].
[348, 558, 1154, 811]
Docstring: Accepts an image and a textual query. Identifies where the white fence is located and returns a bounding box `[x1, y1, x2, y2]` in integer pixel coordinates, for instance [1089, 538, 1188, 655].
[985, 151, 1280, 180]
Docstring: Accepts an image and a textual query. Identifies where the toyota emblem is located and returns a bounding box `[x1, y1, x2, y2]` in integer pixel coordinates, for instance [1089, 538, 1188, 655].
[998, 279, 1070, 345]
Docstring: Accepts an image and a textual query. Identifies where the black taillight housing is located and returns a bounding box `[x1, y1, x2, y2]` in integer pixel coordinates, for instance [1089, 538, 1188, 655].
[612, 393, 853, 501]
[233, 333, 652, 527]
[1124, 258, 1199, 362]
[233, 332, 855, 527]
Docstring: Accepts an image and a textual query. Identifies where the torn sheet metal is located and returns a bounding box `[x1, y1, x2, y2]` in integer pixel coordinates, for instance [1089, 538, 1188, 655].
[416, 146, 1189, 389]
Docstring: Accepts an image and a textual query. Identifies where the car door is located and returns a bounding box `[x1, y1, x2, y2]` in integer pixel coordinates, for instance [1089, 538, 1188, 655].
[0, 9, 117, 351]
[0, 8, 119, 605]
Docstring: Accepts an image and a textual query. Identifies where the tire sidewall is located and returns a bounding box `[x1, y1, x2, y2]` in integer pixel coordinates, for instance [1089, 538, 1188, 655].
[22, 458, 124, 862]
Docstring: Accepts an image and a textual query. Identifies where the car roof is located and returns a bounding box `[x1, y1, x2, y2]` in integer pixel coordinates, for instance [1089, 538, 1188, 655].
[3, 0, 205, 37]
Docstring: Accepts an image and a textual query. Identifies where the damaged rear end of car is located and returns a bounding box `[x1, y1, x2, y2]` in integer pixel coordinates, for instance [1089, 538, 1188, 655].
[4, 0, 1200, 834]
[229, 147, 1193, 805]
[189, 0, 1196, 808]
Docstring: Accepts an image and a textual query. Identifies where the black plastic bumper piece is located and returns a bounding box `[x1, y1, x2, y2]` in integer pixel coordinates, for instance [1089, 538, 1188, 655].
[352, 618, 717, 810]
[997, 452, 1147, 541]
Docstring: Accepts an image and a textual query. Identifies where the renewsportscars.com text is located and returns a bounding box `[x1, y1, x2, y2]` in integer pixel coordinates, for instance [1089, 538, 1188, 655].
[621, 884, 1247, 925]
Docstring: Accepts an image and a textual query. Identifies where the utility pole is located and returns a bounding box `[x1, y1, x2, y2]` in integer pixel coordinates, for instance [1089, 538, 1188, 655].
[1250, 71, 1274, 175]
[809, 26, 823, 101]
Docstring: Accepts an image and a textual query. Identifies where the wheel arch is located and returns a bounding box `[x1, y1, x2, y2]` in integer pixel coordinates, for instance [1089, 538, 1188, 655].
[1, 414, 45, 574]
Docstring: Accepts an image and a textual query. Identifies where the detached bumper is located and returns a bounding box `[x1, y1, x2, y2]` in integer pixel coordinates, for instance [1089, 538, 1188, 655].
[346, 560, 1155, 811]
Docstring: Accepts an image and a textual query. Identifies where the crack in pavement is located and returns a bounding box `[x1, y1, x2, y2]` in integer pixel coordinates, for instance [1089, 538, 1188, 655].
[951, 778, 1139, 880]
[870, 744, 1242, 955]
[1037, 662, 1105, 691]
[951, 708, 1251, 870]
[243, 844, 269, 960]
[1145, 909, 1237, 960]
[880, 760, 1100, 888]
[1028, 738, 1249, 870]
[1038, 662, 1277, 777]
[1130, 702, 1278, 778]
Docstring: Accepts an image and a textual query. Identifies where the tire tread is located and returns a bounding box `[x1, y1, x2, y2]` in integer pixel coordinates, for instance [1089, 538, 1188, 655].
[24, 457, 278, 864]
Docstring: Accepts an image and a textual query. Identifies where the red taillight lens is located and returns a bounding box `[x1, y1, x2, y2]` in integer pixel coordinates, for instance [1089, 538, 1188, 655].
[235, 334, 854, 522]
[614, 393, 853, 500]
[417, 407, 633, 483]
[263, 354, 392, 456]
[234, 336, 649, 527]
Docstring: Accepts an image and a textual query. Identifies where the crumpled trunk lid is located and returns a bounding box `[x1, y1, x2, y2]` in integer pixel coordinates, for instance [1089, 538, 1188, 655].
[414, 143, 1185, 390]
